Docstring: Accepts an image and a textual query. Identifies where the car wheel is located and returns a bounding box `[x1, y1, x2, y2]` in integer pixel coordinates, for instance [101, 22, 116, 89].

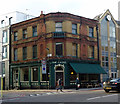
[104, 90, 110, 93]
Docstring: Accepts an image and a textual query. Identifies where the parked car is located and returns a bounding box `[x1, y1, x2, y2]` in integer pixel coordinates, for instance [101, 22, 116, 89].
[103, 78, 120, 93]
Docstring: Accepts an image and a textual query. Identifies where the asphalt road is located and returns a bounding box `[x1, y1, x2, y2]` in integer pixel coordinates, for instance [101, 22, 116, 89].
[2, 89, 120, 104]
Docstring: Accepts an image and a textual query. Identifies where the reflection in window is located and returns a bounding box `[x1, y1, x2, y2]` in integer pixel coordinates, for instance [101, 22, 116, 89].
[3, 46, 7, 59]
[23, 29, 27, 39]
[55, 22, 62, 32]
[14, 48, 17, 61]
[56, 43, 63, 56]
[3, 30, 7, 43]
[89, 27, 94, 37]
[88, 46, 94, 58]
[33, 26, 37, 37]
[23, 47, 27, 60]
[14, 31, 18, 41]
[72, 24, 77, 34]
[32, 68, 38, 81]
[72, 43, 77, 57]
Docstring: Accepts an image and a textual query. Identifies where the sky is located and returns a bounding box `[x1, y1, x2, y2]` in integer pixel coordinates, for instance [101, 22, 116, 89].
[0, 0, 120, 20]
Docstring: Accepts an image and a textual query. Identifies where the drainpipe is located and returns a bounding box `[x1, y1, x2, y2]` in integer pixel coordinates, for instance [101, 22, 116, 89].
[96, 25, 99, 62]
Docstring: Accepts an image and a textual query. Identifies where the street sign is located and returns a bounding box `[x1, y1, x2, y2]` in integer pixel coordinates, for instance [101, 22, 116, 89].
[42, 59, 46, 74]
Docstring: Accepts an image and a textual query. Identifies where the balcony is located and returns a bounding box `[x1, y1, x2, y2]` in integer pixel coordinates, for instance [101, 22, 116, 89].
[52, 32, 66, 38]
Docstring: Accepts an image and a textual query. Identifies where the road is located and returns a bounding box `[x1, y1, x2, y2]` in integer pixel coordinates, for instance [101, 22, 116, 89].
[2, 88, 120, 104]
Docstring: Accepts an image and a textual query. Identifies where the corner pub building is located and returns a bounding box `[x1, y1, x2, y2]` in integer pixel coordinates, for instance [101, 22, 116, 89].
[10, 11, 106, 89]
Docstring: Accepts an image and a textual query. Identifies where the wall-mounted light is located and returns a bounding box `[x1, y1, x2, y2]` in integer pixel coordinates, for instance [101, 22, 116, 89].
[71, 72, 74, 75]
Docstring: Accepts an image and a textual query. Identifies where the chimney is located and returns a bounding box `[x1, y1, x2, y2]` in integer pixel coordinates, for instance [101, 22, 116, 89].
[41, 11, 43, 15]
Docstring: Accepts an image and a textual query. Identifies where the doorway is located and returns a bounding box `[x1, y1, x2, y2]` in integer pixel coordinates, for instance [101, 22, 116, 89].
[13, 69, 18, 88]
[55, 66, 64, 86]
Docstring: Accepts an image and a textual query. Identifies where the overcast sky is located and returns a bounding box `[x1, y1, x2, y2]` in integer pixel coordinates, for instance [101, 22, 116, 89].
[0, 0, 120, 20]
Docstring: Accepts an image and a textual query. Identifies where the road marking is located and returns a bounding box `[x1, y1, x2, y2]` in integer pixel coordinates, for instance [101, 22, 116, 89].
[87, 94, 118, 101]
[87, 96, 101, 100]
[102, 94, 118, 98]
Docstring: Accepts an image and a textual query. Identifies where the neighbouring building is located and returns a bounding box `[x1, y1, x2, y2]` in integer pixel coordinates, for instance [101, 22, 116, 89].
[0, 11, 34, 89]
[10, 12, 106, 89]
[94, 9, 120, 82]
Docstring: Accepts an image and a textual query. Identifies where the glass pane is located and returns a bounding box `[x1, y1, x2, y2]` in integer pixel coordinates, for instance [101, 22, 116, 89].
[56, 23, 62, 27]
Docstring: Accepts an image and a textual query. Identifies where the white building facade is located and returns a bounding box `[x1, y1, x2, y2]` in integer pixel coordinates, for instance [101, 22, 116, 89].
[0, 11, 34, 89]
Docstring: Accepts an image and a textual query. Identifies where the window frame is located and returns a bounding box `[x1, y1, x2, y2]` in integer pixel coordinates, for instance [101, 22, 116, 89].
[55, 22, 62, 32]
[3, 30, 7, 43]
[23, 29, 27, 39]
[72, 24, 77, 34]
[14, 48, 17, 61]
[23, 47, 27, 60]
[2, 46, 7, 59]
[32, 26, 37, 37]
[14, 31, 18, 41]
[88, 45, 94, 59]
[89, 27, 94, 37]
[33, 45, 37, 59]
[55, 42, 63, 56]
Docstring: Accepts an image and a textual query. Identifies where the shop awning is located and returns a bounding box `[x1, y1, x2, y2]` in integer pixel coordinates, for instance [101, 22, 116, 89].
[69, 63, 107, 74]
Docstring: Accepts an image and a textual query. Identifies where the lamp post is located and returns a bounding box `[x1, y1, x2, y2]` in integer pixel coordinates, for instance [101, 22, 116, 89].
[0, 41, 3, 98]
[46, 48, 52, 89]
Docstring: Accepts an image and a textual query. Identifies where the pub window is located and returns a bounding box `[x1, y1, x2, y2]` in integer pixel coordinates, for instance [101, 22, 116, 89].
[72, 24, 77, 34]
[33, 45, 37, 58]
[88, 46, 94, 58]
[14, 31, 18, 41]
[33, 26, 37, 37]
[14, 48, 17, 61]
[89, 27, 94, 37]
[23, 29, 27, 39]
[55, 22, 62, 32]
[32, 68, 38, 81]
[23, 47, 27, 60]
[56, 42, 63, 56]
[72, 43, 77, 57]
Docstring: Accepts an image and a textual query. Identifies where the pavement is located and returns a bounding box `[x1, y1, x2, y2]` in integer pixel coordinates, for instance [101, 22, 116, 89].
[0, 87, 103, 100]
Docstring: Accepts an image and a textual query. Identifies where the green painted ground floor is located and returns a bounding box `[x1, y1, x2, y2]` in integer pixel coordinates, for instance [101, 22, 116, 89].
[10, 59, 106, 89]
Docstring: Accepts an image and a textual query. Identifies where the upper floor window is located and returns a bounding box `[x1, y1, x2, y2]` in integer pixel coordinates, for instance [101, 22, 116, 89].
[72, 24, 77, 34]
[55, 22, 62, 32]
[33, 45, 37, 59]
[23, 29, 27, 39]
[23, 47, 27, 60]
[33, 26, 37, 37]
[3, 30, 7, 43]
[14, 31, 18, 41]
[72, 43, 77, 57]
[14, 48, 17, 61]
[88, 46, 94, 58]
[89, 27, 94, 37]
[56, 42, 63, 56]
[2, 46, 7, 59]
[2, 62, 5, 74]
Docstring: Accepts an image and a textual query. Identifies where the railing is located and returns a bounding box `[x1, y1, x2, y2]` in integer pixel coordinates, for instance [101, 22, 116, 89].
[20, 81, 29, 86]
[52, 32, 66, 38]
[31, 82, 39, 86]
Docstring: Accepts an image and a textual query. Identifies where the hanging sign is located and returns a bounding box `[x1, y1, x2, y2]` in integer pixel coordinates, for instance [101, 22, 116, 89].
[42, 59, 46, 74]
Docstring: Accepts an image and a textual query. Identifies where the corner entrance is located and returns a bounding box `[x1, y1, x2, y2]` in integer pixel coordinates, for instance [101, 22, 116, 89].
[55, 66, 64, 86]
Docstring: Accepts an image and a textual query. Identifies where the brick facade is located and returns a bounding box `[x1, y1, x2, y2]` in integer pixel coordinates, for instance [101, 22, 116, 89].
[10, 12, 100, 89]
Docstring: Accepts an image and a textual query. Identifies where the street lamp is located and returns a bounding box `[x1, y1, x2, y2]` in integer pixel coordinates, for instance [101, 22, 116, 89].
[46, 48, 52, 89]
